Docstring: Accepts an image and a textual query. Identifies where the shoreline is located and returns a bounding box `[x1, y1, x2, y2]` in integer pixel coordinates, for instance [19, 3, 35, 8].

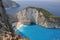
[16, 22, 23, 29]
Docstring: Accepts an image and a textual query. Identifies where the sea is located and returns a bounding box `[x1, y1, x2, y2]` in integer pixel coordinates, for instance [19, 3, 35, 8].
[6, 1, 60, 16]
[6, 1, 60, 40]
[15, 24, 60, 40]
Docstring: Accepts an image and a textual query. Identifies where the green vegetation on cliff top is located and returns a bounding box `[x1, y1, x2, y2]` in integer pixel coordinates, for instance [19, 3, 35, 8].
[27, 7, 60, 19]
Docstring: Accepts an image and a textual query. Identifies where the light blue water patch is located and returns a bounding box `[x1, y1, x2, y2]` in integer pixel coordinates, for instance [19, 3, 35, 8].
[15, 25, 60, 40]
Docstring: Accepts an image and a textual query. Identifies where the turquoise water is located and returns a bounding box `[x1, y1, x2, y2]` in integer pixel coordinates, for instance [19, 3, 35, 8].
[15, 25, 60, 40]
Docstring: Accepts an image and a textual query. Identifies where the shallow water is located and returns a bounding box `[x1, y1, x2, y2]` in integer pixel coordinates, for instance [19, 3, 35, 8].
[15, 25, 60, 40]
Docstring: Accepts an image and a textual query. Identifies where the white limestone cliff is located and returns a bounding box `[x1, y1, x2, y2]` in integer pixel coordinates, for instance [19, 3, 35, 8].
[16, 7, 60, 28]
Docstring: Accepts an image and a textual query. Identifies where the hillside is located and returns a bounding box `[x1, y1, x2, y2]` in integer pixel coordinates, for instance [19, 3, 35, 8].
[15, 6, 60, 28]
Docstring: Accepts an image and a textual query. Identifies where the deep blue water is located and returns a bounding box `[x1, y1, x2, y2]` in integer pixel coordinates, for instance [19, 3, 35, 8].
[15, 25, 60, 40]
[6, 1, 60, 16]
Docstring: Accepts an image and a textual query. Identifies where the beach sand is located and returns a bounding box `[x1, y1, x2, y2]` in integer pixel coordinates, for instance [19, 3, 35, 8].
[16, 22, 23, 29]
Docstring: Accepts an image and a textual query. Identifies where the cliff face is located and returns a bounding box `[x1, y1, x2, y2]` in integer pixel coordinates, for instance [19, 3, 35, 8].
[2, 0, 19, 8]
[16, 7, 60, 28]
[0, 0, 14, 34]
[0, 1, 29, 40]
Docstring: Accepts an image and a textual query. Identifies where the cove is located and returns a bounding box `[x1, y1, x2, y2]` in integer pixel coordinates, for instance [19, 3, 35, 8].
[15, 24, 60, 40]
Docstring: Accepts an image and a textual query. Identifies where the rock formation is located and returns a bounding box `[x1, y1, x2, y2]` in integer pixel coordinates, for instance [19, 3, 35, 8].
[0, 0, 29, 40]
[16, 7, 60, 28]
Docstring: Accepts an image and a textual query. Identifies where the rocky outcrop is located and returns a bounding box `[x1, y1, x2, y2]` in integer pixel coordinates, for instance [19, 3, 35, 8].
[0, 1, 29, 40]
[2, 0, 19, 8]
[0, 32, 29, 40]
[2, 32, 29, 40]
[16, 7, 60, 28]
[0, 0, 14, 34]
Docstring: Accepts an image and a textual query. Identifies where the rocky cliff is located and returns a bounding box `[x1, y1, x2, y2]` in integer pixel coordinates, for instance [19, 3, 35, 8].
[2, 0, 19, 8]
[0, 0, 29, 40]
[16, 7, 60, 28]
